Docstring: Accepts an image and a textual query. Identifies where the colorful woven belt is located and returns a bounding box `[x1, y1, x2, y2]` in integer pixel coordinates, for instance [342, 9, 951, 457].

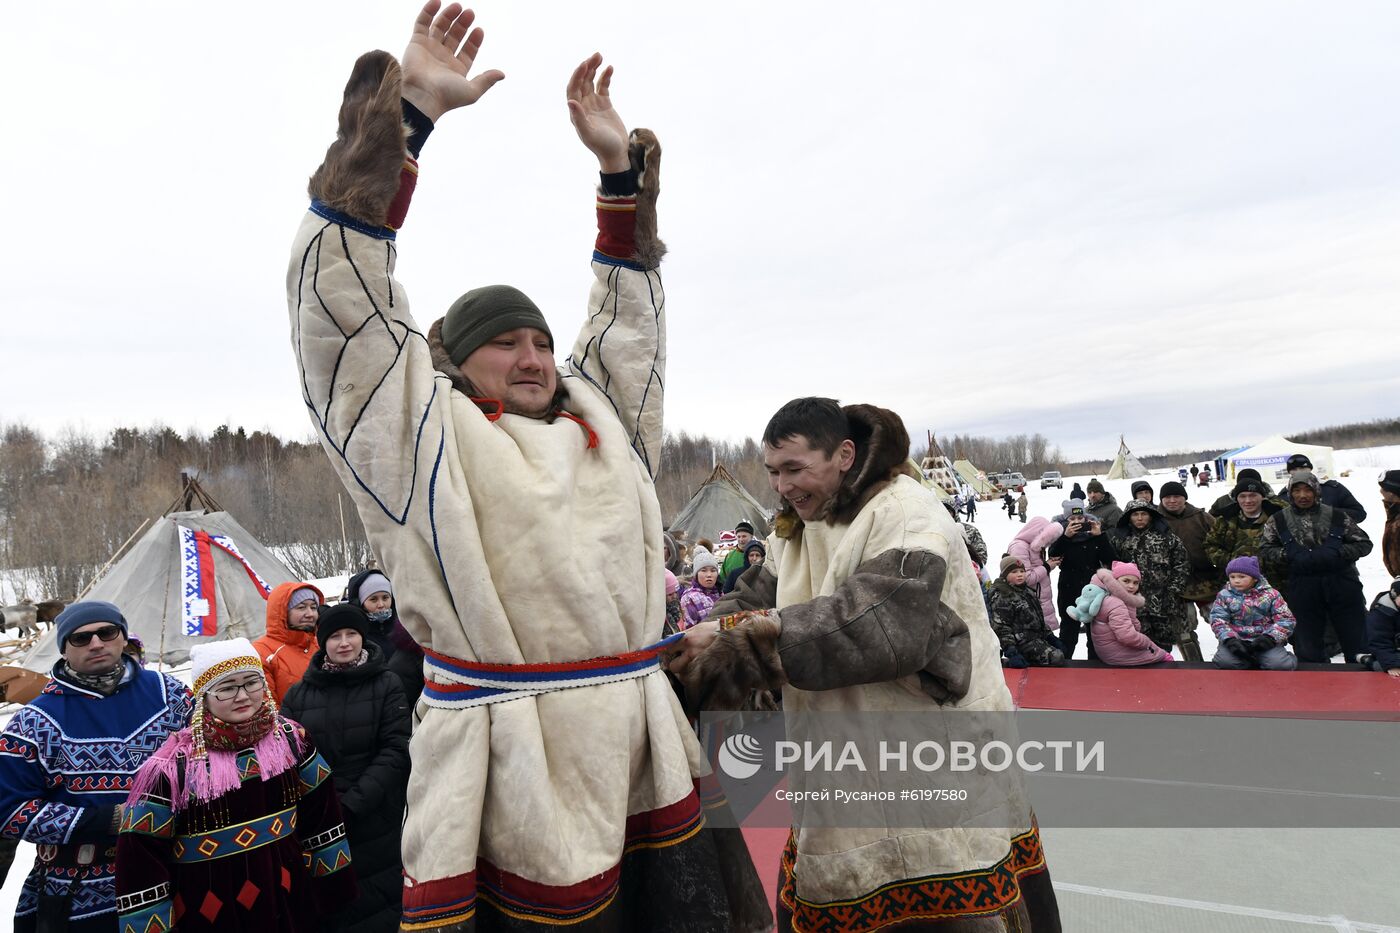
[171, 805, 297, 863]
[421, 632, 684, 710]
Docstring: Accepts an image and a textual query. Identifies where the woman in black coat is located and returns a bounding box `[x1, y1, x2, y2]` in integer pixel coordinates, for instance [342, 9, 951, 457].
[347, 567, 424, 706]
[283, 603, 411, 933]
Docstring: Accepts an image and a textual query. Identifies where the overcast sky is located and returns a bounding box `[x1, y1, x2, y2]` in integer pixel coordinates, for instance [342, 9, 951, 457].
[3, 1, 1395, 461]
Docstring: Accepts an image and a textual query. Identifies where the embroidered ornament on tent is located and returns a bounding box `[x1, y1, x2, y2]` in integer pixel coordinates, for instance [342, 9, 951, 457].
[178, 525, 273, 636]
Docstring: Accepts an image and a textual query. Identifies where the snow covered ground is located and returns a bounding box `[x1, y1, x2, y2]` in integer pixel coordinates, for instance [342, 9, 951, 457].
[2, 446, 1397, 926]
[966, 445, 1398, 661]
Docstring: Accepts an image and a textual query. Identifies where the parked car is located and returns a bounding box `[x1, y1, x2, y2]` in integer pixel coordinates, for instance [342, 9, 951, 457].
[1040, 471, 1063, 490]
[989, 471, 1028, 492]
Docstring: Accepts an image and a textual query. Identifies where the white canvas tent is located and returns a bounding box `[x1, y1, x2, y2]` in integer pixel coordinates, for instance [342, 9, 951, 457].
[1105, 436, 1151, 480]
[23, 510, 295, 673]
[667, 465, 772, 545]
[953, 459, 997, 498]
[1221, 435, 1336, 483]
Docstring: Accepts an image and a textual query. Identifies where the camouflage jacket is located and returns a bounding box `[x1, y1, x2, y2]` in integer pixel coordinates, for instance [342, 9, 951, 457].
[986, 579, 1053, 652]
[1258, 502, 1373, 587]
[1203, 500, 1285, 573]
[1112, 525, 1190, 622]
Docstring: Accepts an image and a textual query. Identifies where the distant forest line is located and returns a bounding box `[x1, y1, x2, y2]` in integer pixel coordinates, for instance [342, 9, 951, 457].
[0, 415, 1393, 599]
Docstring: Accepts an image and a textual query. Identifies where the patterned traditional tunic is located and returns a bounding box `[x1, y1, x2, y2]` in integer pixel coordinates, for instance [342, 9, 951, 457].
[0, 661, 189, 933]
[115, 725, 356, 932]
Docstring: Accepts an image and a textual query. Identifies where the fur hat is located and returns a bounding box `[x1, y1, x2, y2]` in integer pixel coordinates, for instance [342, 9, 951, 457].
[664, 570, 678, 596]
[999, 555, 1024, 578]
[1086, 479, 1105, 494]
[691, 547, 719, 574]
[1225, 556, 1261, 582]
[317, 602, 370, 647]
[1159, 481, 1188, 500]
[1379, 470, 1400, 496]
[1110, 561, 1141, 581]
[1062, 498, 1087, 518]
[190, 637, 264, 699]
[56, 600, 128, 648]
[1130, 480, 1153, 498]
[1288, 470, 1319, 492]
[441, 285, 553, 366]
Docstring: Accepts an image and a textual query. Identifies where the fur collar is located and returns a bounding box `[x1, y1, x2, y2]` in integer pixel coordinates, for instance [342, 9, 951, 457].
[1092, 568, 1146, 610]
[426, 317, 570, 418]
[773, 404, 914, 539]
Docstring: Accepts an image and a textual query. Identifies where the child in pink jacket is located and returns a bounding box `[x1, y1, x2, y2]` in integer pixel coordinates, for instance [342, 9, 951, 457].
[1090, 561, 1174, 666]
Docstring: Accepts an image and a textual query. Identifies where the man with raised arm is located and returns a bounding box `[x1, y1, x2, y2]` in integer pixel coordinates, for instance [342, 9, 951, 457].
[286, 4, 768, 930]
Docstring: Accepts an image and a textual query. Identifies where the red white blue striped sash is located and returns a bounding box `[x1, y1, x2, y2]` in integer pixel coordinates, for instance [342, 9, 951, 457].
[421, 632, 684, 709]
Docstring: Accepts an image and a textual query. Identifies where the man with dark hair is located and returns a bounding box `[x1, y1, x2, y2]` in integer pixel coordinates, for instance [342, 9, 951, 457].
[1131, 480, 1153, 504]
[1259, 471, 1373, 663]
[674, 397, 1060, 931]
[286, 5, 766, 929]
[1049, 499, 1115, 658]
[720, 520, 757, 582]
[1209, 468, 1276, 517]
[1086, 478, 1123, 529]
[0, 601, 190, 933]
[1278, 453, 1367, 524]
[1158, 481, 1216, 661]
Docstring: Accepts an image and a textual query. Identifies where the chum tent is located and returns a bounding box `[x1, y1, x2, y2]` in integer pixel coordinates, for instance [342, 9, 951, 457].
[952, 460, 997, 498]
[23, 508, 295, 673]
[667, 465, 772, 544]
[1218, 435, 1336, 484]
[1105, 436, 1150, 480]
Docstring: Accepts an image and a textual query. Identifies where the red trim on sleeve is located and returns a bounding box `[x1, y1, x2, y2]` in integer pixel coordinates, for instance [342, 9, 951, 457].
[595, 196, 637, 261]
[385, 157, 420, 231]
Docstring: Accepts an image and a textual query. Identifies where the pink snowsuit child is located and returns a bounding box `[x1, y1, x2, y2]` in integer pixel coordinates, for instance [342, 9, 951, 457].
[1091, 561, 1174, 666]
[1008, 516, 1063, 631]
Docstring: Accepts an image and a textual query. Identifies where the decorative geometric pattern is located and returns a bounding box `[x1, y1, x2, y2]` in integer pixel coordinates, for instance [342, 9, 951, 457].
[178, 524, 274, 637]
[120, 798, 174, 838]
[190, 656, 263, 697]
[172, 805, 297, 863]
[778, 825, 1049, 932]
[199, 890, 223, 923]
[236, 879, 260, 910]
[296, 751, 332, 795]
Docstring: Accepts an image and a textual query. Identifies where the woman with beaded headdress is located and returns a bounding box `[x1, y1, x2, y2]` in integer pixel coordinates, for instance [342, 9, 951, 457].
[115, 638, 356, 932]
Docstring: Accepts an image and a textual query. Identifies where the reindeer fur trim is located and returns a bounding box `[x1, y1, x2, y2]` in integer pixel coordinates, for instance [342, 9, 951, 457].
[773, 403, 913, 538]
[682, 612, 785, 715]
[308, 50, 409, 226]
[626, 128, 666, 270]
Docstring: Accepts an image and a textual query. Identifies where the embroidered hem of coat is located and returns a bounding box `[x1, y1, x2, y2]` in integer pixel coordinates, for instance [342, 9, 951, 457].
[777, 825, 1049, 932]
[399, 786, 705, 930]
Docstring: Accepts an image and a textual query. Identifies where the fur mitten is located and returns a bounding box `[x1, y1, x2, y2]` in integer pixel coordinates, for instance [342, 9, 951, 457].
[1067, 583, 1107, 623]
[681, 611, 785, 716]
[627, 128, 666, 269]
[308, 50, 408, 226]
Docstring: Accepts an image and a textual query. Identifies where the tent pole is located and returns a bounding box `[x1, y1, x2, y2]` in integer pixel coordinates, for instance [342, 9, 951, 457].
[77, 518, 150, 602]
[338, 494, 352, 574]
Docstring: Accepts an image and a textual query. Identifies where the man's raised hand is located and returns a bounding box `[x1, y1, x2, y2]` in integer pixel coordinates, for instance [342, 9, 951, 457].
[402, 1, 504, 123]
[567, 54, 630, 174]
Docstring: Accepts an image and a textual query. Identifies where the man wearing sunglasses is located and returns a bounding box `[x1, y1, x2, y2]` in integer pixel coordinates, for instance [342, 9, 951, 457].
[0, 600, 191, 933]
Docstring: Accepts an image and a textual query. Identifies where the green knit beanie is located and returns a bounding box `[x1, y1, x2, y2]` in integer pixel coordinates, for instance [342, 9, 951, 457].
[442, 285, 554, 366]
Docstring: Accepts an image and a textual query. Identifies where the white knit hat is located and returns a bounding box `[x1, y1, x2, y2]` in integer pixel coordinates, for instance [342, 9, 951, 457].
[190, 637, 264, 699]
[692, 547, 719, 573]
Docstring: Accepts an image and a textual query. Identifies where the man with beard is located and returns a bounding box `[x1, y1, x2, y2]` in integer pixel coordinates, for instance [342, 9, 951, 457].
[1259, 471, 1373, 663]
[285, 5, 767, 929]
